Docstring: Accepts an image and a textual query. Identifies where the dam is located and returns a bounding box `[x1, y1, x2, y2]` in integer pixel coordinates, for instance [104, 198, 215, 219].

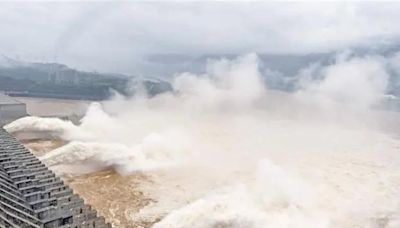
[0, 95, 111, 227]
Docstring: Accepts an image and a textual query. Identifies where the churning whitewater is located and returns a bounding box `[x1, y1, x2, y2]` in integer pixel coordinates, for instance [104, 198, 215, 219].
[5, 54, 400, 227]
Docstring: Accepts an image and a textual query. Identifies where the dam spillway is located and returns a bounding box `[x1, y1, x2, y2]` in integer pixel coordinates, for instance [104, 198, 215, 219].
[0, 128, 111, 228]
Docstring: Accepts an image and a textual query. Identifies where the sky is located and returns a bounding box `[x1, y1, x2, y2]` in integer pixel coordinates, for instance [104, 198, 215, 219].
[1, 1, 400, 73]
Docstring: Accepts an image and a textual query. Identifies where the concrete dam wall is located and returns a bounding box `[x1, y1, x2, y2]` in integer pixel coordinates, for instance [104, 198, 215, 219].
[0, 128, 111, 227]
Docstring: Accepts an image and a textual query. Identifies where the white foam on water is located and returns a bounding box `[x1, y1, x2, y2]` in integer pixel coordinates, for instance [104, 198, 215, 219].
[153, 159, 330, 228]
[5, 53, 400, 227]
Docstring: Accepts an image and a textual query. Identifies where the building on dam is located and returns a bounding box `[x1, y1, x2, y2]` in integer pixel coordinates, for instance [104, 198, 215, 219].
[0, 128, 111, 227]
[0, 93, 27, 126]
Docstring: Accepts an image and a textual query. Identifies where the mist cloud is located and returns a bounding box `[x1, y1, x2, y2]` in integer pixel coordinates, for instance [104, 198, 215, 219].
[5, 53, 400, 227]
[296, 53, 389, 109]
[5, 52, 400, 227]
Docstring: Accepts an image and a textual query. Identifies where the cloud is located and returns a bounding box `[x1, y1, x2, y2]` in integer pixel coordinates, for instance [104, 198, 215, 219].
[1, 2, 400, 73]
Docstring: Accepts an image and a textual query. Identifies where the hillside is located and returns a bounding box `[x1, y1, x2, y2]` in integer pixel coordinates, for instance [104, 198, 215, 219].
[0, 56, 172, 100]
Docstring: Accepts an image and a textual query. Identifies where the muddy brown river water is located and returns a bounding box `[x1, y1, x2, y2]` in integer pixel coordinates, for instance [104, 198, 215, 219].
[15, 97, 158, 227]
[9, 96, 400, 228]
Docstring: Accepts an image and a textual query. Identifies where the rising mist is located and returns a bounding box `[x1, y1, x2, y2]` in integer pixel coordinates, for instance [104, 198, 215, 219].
[6, 53, 400, 227]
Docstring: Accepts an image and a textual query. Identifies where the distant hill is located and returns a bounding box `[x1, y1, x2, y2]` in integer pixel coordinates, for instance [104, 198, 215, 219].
[0, 56, 172, 100]
[1, 46, 400, 100]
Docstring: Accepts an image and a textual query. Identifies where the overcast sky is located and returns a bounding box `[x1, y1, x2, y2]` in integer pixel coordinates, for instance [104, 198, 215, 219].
[1, 1, 400, 73]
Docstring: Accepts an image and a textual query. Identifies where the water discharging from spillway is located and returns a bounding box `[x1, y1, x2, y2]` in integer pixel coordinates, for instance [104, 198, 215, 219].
[6, 54, 400, 227]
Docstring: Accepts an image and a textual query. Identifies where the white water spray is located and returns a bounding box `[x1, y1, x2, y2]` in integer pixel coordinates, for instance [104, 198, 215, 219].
[5, 53, 400, 227]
